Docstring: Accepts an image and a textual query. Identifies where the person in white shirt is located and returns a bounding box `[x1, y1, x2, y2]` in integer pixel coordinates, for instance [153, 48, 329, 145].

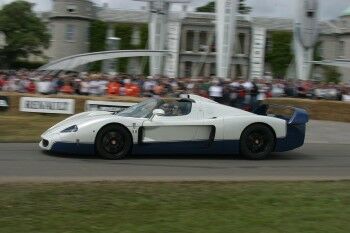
[209, 79, 223, 103]
[88, 75, 100, 96]
[37, 77, 52, 95]
[80, 78, 89, 95]
[143, 76, 156, 94]
[98, 76, 108, 95]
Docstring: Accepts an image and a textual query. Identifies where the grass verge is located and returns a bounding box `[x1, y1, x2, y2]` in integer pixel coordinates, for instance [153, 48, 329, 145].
[0, 181, 350, 233]
[0, 113, 65, 142]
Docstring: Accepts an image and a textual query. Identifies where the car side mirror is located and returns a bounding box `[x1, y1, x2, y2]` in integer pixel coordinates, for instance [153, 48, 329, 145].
[150, 109, 165, 121]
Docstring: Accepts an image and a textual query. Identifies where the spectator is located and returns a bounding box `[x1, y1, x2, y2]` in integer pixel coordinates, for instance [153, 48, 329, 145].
[60, 81, 74, 95]
[80, 78, 90, 96]
[88, 75, 101, 96]
[27, 79, 36, 94]
[107, 78, 120, 96]
[37, 76, 52, 95]
[209, 79, 223, 103]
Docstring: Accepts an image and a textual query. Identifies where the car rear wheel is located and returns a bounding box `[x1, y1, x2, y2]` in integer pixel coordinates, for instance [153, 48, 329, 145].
[240, 124, 275, 160]
[96, 125, 132, 160]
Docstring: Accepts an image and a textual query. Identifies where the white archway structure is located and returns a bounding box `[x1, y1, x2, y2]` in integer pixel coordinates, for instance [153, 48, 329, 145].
[38, 50, 170, 71]
[310, 59, 350, 68]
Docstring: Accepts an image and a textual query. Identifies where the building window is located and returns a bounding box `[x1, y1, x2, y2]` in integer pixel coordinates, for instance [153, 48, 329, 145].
[210, 63, 216, 76]
[67, 4, 78, 14]
[211, 36, 216, 52]
[338, 41, 345, 58]
[316, 42, 323, 59]
[265, 36, 272, 53]
[199, 31, 208, 52]
[237, 33, 246, 55]
[65, 24, 76, 42]
[186, 31, 194, 52]
[185, 61, 192, 77]
[306, 11, 314, 18]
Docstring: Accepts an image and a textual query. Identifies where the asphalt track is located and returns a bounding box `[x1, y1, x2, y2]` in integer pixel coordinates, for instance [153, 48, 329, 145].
[0, 120, 350, 182]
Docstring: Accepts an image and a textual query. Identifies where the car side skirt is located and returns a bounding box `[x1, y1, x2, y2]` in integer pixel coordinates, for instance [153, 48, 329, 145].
[48, 124, 306, 156]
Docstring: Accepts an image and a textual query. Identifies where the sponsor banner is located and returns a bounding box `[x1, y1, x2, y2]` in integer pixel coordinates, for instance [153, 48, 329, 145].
[0, 96, 9, 111]
[343, 95, 350, 102]
[164, 21, 181, 78]
[250, 27, 266, 80]
[216, 0, 238, 79]
[20, 97, 75, 114]
[85, 100, 136, 113]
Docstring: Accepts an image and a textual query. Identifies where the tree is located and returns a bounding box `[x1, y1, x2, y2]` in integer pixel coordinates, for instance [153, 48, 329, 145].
[0, 1, 50, 68]
[196, 0, 252, 14]
[266, 31, 293, 78]
[323, 66, 341, 84]
[89, 20, 107, 71]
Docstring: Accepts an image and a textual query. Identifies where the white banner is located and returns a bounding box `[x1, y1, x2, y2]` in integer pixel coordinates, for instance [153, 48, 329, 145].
[216, 0, 238, 79]
[343, 95, 350, 102]
[85, 100, 136, 112]
[164, 21, 182, 78]
[20, 97, 75, 114]
[250, 27, 266, 80]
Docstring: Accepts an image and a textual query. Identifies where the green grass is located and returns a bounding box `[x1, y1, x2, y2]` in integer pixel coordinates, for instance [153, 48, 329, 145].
[0, 181, 350, 233]
[0, 113, 65, 142]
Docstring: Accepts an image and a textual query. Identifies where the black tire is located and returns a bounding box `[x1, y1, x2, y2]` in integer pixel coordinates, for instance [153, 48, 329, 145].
[96, 124, 132, 160]
[240, 124, 275, 160]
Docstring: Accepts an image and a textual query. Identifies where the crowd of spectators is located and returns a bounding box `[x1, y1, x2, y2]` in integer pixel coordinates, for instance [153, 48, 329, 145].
[1, 69, 350, 110]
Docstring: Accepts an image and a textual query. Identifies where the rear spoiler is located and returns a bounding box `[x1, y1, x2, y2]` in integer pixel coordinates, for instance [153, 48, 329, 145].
[254, 104, 309, 125]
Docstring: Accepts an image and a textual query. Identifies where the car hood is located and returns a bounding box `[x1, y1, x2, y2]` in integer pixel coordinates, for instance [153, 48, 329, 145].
[43, 111, 112, 135]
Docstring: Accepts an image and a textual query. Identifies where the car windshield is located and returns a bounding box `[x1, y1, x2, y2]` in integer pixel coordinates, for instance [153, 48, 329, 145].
[117, 98, 164, 118]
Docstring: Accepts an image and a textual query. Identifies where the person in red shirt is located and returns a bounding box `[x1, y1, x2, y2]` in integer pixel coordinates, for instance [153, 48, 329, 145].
[0, 75, 5, 90]
[60, 82, 74, 95]
[26, 79, 36, 94]
[107, 78, 120, 96]
[130, 83, 140, 97]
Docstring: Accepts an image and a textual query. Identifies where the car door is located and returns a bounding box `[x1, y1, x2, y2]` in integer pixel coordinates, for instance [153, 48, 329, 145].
[140, 101, 199, 144]
[139, 101, 223, 151]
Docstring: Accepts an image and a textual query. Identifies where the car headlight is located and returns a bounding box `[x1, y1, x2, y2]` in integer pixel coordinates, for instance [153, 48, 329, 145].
[61, 125, 78, 133]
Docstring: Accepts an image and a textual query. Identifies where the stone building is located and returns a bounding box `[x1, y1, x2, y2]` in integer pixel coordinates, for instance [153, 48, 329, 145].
[45, 0, 95, 61]
[318, 6, 350, 82]
[39, 0, 350, 81]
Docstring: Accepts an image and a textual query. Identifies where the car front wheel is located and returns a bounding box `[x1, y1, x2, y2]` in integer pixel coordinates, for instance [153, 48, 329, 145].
[240, 124, 275, 160]
[96, 124, 132, 160]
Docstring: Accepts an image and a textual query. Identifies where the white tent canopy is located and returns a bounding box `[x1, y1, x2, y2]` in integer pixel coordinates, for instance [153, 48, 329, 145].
[39, 50, 170, 71]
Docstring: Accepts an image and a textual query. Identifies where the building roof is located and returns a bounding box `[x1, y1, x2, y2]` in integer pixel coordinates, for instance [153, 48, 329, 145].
[341, 6, 350, 17]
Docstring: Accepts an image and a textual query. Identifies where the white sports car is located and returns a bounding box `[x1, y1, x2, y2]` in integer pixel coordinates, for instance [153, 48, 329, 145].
[40, 95, 309, 160]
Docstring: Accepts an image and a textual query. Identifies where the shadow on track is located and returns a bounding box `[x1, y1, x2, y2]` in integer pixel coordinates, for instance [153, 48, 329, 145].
[43, 150, 305, 161]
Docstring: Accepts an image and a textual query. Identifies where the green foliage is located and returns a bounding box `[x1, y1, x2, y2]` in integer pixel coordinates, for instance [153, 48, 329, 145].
[12, 61, 45, 69]
[266, 31, 293, 78]
[89, 20, 108, 72]
[196, 0, 252, 14]
[88, 22, 149, 74]
[0, 0, 51, 68]
[196, 1, 215, 12]
[1, 182, 350, 233]
[114, 23, 149, 74]
[323, 66, 341, 84]
[314, 41, 323, 61]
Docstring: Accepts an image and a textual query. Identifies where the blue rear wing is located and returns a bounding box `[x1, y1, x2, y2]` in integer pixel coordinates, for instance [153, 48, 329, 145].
[254, 104, 309, 125]
[288, 108, 309, 125]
